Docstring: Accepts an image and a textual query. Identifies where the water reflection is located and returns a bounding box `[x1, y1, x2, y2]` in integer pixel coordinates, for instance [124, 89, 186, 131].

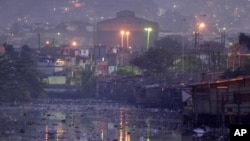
[119, 108, 131, 141]
[119, 109, 123, 141]
[45, 125, 48, 141]
[0, 99, 223, 141]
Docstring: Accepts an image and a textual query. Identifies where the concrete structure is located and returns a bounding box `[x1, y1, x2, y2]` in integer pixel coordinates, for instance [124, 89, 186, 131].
[189, 76, 250, 126]
[95, 10, 159, 52]
[47, 76, 67, 85]
[0, 45, 5, 56]
[134, 84, 183, 109]
[96, 60, 108, 76]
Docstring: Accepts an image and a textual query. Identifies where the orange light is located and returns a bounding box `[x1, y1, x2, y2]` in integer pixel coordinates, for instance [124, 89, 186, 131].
[72, 41, 77, 46]
[74, 2, 81, 8]
[197, 22, 206, 31]
[217, 86, 228, 89]
[45, 41, 50, 45]
[120, 30, 125, 35]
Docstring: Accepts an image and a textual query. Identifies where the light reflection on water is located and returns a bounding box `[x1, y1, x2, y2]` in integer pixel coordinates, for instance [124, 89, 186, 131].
[0, 99, 216, 141]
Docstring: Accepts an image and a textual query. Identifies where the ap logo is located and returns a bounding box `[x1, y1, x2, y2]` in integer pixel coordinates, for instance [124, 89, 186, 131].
[230, 125, 250, 141]
[233, 129, 247, 136]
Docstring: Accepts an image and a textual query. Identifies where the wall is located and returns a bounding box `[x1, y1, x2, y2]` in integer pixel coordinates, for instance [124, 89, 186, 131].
[48, 76, 66, 85]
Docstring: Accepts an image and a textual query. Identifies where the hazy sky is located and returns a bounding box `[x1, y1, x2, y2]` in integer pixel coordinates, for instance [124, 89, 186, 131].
[0, 0, 250, 35]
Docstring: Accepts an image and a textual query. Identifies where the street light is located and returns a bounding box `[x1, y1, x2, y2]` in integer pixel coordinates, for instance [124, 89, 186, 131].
[72, 41, 77, 47]
[45, 40, 50, 46]
[221, 27, 227, 69]
[196, 22, 206, 62]
[120, 30, 125, 47]
[144, 27, 152, 50]
[128, 46, 132, 54]
[126, 31, 130, 48]
[198, 22, 206, 32]
[120, 30, 130, 48]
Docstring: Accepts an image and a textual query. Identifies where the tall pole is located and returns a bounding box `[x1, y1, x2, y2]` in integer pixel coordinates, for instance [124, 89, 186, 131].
[147, 30, 150, 50]
[238, 53, 241, 67]
[120, 31, 124, 47]
[194, 32, 199, 53]
[193, 32, 199, 81]
[144, 27, 152, 51]
[197, 22, 206, 73]
[38, 33, 41, 50]
[192, 30, 203, 81]
[221, 27, 226, 70]
[182, 19, 186, 75]
[126, 31, 130, 48]
[182, 38, 185, 74]
[221, 28, 226, 48]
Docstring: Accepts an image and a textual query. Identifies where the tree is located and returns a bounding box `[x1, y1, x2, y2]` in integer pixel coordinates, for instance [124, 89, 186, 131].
[220, 62, 250, 79]
[3, 43, 17, 58]
[239, 33, 250, 49]
[0, 44, 46, 102]
[174, 54, 202, 73]
[220, 33, 250, 79]
[130, 47, 175, 83]
[154, 37, 182, 54]
[130, 37, 185, 83]
[80, 69, 96, 97]
[17, 45, 45, 99]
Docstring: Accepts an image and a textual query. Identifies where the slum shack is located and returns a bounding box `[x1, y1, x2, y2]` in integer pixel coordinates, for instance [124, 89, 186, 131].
[189, 76, 250, 127]
[133, 84, 182, 109]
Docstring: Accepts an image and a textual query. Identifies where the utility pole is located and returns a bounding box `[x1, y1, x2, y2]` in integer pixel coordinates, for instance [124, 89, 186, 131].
[200, 44, 209, 72]
[207, 44, 211, 72]
[38, 33, 41, 50]
[221, 28, 226, 70]
[182, 19, 186, 78]
[221, 29, 226, 49]
[193, 32, 199, 81]
[194, 32, 199, 52]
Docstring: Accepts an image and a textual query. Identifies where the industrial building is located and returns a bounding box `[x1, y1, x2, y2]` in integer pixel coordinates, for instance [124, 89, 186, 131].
[95, 10, 159, 53]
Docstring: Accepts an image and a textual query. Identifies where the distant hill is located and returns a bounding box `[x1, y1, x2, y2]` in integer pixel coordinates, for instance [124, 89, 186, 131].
[0, 0, 250, 34]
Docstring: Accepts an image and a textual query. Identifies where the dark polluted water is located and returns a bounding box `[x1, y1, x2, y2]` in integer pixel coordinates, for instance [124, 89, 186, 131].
[0, 99, 224, 141]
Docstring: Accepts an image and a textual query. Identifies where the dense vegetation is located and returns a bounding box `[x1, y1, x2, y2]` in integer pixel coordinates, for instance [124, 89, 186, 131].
[0, 44, 46, 102]
[221, 62, 250, 79]
[130, 34, 250, 82]
[1, 32, 250, 102]
[239, 33, 250, 49]
[80, 69, 96, 97]
[130, 37, 186, 83]
[220, 33, 250, 79]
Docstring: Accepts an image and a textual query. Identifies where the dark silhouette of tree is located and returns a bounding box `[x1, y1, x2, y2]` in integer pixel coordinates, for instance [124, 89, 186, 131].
[130, 37, 184, 83]
[80, 69, 96, 97]
[131, 47, 174, 74]
[154, 37, 182, 54]
[220, 33, 250, 79]
[3, 43, 17, 58]
[0, 44, 46, 102]
[18, 45, 45, 99]
[130, 47, 175, 84]
[239, 33, 250, 49]
[221, 60, 250, 79]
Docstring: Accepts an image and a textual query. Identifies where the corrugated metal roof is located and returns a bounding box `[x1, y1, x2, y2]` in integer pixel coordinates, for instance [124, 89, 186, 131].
[189, 75, 250, 86]
[97, 10, 158, 26]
